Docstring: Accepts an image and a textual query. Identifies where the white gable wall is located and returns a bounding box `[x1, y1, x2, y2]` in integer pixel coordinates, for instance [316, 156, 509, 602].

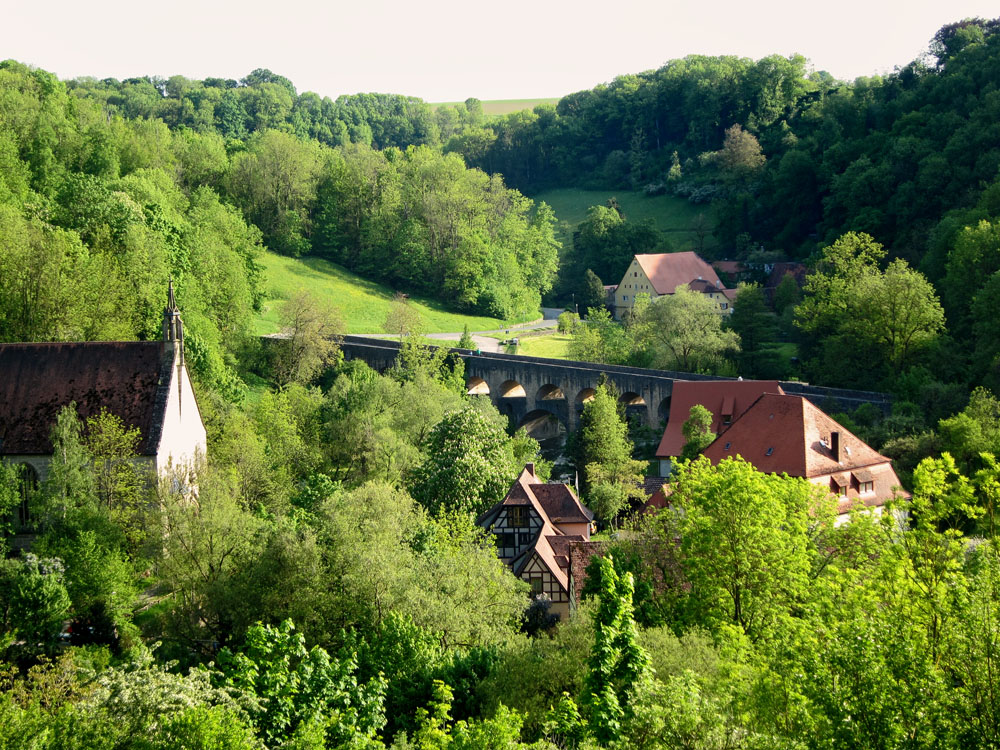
[154, 354, 206, 475]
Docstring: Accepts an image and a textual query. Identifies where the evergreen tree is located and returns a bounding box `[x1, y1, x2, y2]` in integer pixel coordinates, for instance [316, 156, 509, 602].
[457, 324, 475, 349]
[582, 555, 651, 745]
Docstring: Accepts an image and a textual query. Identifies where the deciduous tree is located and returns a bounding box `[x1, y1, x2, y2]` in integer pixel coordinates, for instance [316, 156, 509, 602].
[638, 285, 740, 373]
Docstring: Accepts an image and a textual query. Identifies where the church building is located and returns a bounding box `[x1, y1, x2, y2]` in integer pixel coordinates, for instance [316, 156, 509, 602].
[0, 283, 207, 529]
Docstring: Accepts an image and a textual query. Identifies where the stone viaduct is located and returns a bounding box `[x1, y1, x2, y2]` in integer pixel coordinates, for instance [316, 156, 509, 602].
[339, 335, 892, 439]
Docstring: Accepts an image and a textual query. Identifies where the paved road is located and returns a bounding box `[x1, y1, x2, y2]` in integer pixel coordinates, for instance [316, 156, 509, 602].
[366, 307, 563, 353]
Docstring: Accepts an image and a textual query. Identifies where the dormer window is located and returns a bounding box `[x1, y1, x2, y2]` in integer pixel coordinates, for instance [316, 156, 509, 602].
[831, 474, 849, 496]
[723, 414, 732, 425]
[765, 447, 774, 456]
[852, 470, 874, 495]
[508, 506, 529, 528]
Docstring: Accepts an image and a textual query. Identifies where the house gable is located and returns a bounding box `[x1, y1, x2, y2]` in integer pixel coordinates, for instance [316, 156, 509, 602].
[477, 465, 595, 616]
[490, 503, 544, 561]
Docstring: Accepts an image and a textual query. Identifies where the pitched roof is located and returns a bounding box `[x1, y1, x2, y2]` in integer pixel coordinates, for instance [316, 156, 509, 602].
[655, 380, 784, 458]
[633, 252, 723, 296]
[712, 260, 745, 275]
[766, 262, 808, 288]
[530, 483, 594, 524]
[0, 342, 173, 456]
[702, 392, 887, 477]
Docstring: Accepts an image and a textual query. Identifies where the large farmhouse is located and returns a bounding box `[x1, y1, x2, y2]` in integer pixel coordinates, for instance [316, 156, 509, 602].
[476, 464, 594, 620]
[652, 381, 906, 520]
[611, 252, 736, 319]
[0, 284, 206, 530]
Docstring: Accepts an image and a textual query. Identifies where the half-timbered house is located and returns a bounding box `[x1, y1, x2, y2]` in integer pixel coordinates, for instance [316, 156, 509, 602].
[477, 464, 594, 620]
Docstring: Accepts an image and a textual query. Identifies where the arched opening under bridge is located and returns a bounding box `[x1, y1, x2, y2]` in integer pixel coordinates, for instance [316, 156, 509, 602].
[536, 384, 566, 401]
[499, 380, 527, 398]
[516, 409, 569, 479]
[466, 376, 490, 396]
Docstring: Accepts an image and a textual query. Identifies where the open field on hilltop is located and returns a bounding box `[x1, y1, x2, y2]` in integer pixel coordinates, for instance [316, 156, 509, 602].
[432, 98, 560, 115]
[254, 251, 531, 335]
[531, 188, 717, 253]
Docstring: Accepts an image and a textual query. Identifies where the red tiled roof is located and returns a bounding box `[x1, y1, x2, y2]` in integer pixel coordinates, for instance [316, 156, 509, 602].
[703, 393, 907, 509]
[703, 393, 885, 476]
[712, 260, 745, 274]
[655, 380, 783, 458]
[688, 278, 724, 293]
[634, 252, 723, 296]
[643, 485, 673, 513]
[0, 342, 171, 456]
[766, 263, 808, 288]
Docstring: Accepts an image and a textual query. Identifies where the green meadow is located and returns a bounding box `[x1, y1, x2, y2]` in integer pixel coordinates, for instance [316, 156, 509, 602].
[254, 251, 532, 335]
[514, 333, 574, 360]
[531, 187, 717, 253]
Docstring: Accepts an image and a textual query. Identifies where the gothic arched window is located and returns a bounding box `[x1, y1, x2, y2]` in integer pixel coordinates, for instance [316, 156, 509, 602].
[15, 463, 38, 531]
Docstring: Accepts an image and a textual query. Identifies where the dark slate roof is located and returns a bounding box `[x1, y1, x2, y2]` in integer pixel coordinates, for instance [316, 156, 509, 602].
[0, 342, 172, 456]
[530, 483, 594, 524]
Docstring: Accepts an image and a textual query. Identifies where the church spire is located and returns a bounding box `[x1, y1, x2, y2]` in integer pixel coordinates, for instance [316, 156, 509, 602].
[163, 280, 184, 345]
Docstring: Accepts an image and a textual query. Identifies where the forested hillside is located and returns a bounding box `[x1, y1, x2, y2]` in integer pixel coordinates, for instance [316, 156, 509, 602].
[7, 17, 1000, 750]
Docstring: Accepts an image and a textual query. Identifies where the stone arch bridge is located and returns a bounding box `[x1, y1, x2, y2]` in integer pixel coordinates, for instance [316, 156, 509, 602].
[339, 335, 892, 438]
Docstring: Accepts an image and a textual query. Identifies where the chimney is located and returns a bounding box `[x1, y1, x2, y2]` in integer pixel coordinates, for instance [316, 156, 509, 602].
[831, 431, 841, 462]
[525, 462, 535, 477]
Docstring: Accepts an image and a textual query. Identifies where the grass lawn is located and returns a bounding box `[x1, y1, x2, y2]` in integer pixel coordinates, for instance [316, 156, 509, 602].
[530, 187, 717, 254]
[254, 251, 533, 336]
[514, 333, 574, 359]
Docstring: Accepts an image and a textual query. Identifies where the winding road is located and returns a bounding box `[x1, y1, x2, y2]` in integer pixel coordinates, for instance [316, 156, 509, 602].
[365, 307, 564, 352]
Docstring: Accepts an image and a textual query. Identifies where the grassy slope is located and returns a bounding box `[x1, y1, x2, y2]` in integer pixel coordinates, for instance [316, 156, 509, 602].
[431, 98, 560, 115]
[531, 188, 717, 254]
[254, 252, 529, 335]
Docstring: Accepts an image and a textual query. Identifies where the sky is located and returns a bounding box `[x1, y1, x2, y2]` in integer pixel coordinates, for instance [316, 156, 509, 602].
[3, 0, 999, 102]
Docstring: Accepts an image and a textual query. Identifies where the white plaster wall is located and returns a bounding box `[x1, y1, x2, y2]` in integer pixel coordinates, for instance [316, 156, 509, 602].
[155, 356, 207, 475]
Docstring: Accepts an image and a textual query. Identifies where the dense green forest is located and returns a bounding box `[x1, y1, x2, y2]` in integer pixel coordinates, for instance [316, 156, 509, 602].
[5, 15, 1000, 749]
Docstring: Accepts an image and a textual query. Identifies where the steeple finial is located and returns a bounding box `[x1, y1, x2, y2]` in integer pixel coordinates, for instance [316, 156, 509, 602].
[163, 280, 183, 344]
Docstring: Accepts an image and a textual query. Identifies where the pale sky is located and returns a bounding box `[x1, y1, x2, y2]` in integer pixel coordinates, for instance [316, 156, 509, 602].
[3, 0, 998, 102]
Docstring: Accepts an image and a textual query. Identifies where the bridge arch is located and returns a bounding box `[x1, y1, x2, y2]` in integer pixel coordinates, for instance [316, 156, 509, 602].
[657, 396, 671, 425]
[466, 376, 490, 396]
[536, 384, 566, 401]
[619, 391, 647, 406]
[499, 380, 527, 398]
[517, 408, 568, 443]
[576, 387, 596, 404]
